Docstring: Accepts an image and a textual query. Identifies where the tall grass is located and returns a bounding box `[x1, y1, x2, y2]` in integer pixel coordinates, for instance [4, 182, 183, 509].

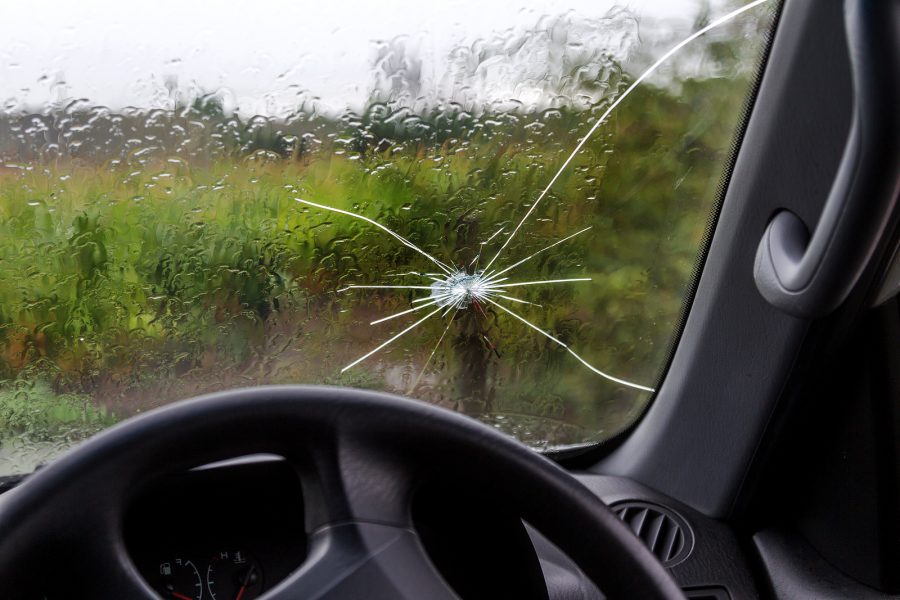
[0, 76, 747, 446]
[0, 2, 774, 467]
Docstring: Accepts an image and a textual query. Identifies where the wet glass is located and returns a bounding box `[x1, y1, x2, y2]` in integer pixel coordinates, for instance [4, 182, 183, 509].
[0, 0, 777, 474]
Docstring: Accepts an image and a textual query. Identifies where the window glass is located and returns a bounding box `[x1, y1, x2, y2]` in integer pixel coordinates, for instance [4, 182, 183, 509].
[0, 0, 777, 474]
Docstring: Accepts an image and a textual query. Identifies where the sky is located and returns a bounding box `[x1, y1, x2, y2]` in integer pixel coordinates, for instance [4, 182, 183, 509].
[1, 0, 728, 115]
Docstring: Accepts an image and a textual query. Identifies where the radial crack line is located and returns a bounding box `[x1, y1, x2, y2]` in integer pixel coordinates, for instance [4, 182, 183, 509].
[482, 226, 506, 245]
[483, 297, 655, 392]
[471, 226, 507, 269]
[389, 271, 428, 277]
[480, 0, 770, 273]
[412, 293, 452, 304]
[496, 294, 542, 308]
[342, 305, 444, 372]
[370, 297, 448, 325]
[481, 226, 592, 284]
[296, 197, 454, 275]
[408, 307, 460, 394]
[340, 284, 437, 292]
[489, 277, 592, 289]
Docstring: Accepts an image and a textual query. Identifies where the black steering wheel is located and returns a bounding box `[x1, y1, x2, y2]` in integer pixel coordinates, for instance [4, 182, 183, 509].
[0, 386, 684, 599]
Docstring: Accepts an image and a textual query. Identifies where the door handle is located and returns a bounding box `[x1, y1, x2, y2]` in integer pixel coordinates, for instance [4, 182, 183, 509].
[754, 0, 900, 318]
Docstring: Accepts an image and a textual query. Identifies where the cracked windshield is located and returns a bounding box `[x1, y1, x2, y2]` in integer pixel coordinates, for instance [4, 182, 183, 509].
[0, 0, 777, 474]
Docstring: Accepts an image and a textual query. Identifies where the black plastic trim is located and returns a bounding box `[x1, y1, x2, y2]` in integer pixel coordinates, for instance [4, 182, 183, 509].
[549, 0, 784, 469]
[753, 529, 900, 599]
[594, 0, 854, 517]
[576, 474, 760, 599]
[753, 0, 900, 318]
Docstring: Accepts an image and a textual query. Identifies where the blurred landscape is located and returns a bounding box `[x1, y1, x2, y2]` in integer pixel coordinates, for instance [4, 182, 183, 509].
[0, 2, 774, 473]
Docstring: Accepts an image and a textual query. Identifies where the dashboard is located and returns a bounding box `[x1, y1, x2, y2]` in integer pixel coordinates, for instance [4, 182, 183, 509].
[125, 460, 307, 600]
[120, 456, 760, 600]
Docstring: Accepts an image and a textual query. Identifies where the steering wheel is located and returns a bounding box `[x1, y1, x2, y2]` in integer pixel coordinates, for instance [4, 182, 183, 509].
[0, 386, 684, 599]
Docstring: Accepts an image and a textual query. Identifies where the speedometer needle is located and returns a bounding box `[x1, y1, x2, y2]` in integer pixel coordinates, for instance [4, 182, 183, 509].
[234, 565, 256, 600]
[171, 593, 193, 600]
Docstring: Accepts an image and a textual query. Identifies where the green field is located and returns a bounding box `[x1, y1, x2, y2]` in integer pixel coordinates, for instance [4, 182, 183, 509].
[0, 6, 772, 472]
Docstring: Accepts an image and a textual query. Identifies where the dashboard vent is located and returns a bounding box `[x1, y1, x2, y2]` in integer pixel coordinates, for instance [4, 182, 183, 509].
[611, 501, 693, 567]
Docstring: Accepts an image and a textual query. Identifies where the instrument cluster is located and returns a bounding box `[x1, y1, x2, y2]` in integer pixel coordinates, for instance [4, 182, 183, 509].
[150, 549, 261, 600]
[125, 459, 307, 600]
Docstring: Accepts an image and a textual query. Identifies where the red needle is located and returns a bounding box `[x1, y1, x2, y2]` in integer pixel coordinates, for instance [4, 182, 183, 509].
[234, 565, 256, 600]
[171, 593, 193, 600]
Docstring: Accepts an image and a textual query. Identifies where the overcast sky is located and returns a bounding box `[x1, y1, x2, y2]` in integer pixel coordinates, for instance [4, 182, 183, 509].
[1, 0, 736, 115]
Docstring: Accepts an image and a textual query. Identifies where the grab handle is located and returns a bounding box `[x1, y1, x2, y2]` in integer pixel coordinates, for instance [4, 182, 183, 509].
[754, 0, 900, 318]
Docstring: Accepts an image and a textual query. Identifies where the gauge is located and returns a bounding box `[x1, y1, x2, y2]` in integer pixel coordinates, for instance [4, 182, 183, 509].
[206, 549, 263, 600]
[153, 557, 204, 600]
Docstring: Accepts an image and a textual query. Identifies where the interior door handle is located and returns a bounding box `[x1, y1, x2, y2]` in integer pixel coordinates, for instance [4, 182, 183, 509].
[753, 0, 900, 318]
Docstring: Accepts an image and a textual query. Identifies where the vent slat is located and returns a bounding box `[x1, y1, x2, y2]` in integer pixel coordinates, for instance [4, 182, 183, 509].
[630, 508, 648, 537]
[644, 513, 665, 553]
[659, 521, 682, 562]
[611, 500, 692, 567]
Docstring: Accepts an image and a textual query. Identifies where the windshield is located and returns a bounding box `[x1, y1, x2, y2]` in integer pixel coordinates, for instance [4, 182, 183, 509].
[0, 0, 776, 474]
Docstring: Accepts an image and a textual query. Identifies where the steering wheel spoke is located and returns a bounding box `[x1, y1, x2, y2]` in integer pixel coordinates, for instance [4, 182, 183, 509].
[298, 435, 419, 530]
[266, 521, 458, 600]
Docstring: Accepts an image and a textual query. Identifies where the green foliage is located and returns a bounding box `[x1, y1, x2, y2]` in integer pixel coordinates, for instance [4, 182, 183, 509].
[0, 380, 115, 441]
[0, 5, 773, 455]
[0, 68, 753, 447]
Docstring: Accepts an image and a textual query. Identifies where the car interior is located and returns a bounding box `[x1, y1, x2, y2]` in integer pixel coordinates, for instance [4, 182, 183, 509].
[0, 0, 898, 598]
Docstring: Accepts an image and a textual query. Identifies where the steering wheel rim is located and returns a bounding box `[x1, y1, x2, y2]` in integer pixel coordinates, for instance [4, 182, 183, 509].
[0, 385, 685, 599]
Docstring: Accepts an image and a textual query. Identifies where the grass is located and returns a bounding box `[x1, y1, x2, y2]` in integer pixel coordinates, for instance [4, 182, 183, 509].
[0, 379, 114, 441]
[0, 11, 773, 470]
